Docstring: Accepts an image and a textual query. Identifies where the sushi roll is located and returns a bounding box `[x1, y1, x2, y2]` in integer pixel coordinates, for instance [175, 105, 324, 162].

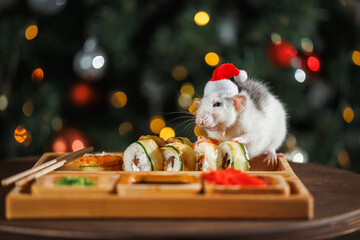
[193, 137, 222, 171]
[138, 135, 166, 146]
[124, 139, 164, 171]
[160, 142, 196, 171]
[80, 152, 123, 171]
[219, 141, 250, 171]
[166, 137, 192, 146]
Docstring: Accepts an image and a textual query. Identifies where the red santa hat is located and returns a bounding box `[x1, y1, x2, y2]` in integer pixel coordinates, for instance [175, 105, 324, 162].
[204, 63, 248, 96]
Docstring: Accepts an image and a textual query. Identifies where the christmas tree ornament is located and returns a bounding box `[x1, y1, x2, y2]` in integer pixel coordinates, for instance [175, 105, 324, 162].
[266, 41, 297, 68]
[203, 63, 247, 96]
[26, 0, 67, 16]
[73, 37, 107, 81]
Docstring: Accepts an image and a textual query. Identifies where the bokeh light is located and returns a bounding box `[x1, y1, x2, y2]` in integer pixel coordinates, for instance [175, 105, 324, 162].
[194, 11, 210, 26]
[23, 100, 34, 117]
[14, 125, 28, 143]
[292, 152, 304, 163]
[150, 116, 166, 134]
[71, 83, 92, 106]
[188, 98, 200, 115]
[180, 83, 195, 98]
[92, 56, 105, 69]
[178, 95, 193, 109]
[301, 38, 314, 53]
[205, 52, 220, 66]
[31, 68, 44, 83]
[53, 137, 67, 152]
[352, 50, 360, 66]
[194, 125, 206, 137]
[270, 32, 281, 45]
[22, 132, 32, 147]
[72, 139, 85, 151]
[307, 56, 320, 71]
[294, 69, 306, 83]
[119, 122, 133, 136]
[338, 149, 350, 168]
[51, 117, 63, 131]
[159, 127, 175, 140]
[25, 25, 38, 40]
[343, 107, 354, 123]
[172, 66, 188, 81]
[0, 95, 8, 111]
[111, 91, 127, 108]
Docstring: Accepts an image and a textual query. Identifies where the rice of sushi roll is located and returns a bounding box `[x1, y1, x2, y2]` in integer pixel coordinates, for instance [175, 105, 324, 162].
[138, 135, 166, 146]
[166, 137, 192, 146]
[124, 139, 164, 171]
[219, 141, 250, 171]
[160, 142, 196, 171]
[192, 137, 222, 171]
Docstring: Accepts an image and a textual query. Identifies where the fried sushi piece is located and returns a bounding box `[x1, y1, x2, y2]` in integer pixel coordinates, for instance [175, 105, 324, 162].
[193, 138, 222, 171]
[219, 141, 250, 171]
[138, 135, 166, 146]
[80, 152, 123, 171]
[124, 139, 164, 171]
[166, 137, 192, 146]
[160, 142, 196, 171]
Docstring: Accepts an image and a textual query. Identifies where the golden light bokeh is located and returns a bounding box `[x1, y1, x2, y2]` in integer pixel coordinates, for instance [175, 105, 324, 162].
[205, 52, 220, 66]
[270, 32, 281, 45]
[343, 107, 354, 123]
[23, 100, 34, 117]
[119, 122, 133, 136]
[194, 11, 210, 26]
[150, 116, 166, 134]
[25, 25, 38, 40]
[111, 91, 127, 108]
[352, 50, 360, 66]
[172, 66, 188, 81]
[194, 125, 206, 137]
[31, 68, 44, 83]
[338, 150, 350, 168]
[22, 131, 32, 147]
[188, 98, 200, 115]
[178, 95, 193, 109]
[159, 127, 175, 140]
[14, 125, 28, 143]
[0, 95, 8, 111]
[180, 83, 195, 98]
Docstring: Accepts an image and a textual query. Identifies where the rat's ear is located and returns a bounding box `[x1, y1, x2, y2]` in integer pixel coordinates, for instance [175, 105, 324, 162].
[232, 94, 247, 112]
[195, 99, 201, 107]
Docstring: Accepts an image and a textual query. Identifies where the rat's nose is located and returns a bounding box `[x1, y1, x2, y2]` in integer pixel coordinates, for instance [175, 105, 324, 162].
[196, 118, 204, 126]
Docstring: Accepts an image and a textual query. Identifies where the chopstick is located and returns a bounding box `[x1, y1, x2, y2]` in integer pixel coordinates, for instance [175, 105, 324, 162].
[1, 147, 93, 187]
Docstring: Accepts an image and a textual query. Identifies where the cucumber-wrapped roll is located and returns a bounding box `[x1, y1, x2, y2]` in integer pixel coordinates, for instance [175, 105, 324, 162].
[166, 137, 192, 146]
[124, 139, 164, 171]
[193, 139, 222, 171]
[138, 135, 166, 146]
[219, 141, 250, 171]
[160, 143, 196, 171]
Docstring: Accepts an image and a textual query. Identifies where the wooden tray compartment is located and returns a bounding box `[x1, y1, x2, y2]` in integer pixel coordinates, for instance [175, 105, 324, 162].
[204, 174, 290, 196]
[117, 173, 202, 196]
[31, 172, 119, 195]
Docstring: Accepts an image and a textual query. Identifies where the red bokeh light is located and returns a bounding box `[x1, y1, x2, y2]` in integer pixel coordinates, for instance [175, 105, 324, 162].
[267, 41, 298, 68]
[70, 83, 93, 106]
[307, 56, 320, 72]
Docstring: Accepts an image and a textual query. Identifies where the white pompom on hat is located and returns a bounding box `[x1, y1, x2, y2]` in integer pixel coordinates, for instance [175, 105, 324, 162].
[203, 63, 248, 96]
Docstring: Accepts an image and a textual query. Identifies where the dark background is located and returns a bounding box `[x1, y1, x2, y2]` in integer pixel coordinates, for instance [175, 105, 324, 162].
[0, 0, 359, 174]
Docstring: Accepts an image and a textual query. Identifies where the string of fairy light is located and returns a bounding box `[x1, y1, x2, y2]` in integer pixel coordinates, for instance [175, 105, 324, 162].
[1, 9, 357, 168]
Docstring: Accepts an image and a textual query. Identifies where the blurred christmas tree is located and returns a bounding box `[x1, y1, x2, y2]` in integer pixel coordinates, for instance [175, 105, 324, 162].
[0, 0, 359, 173]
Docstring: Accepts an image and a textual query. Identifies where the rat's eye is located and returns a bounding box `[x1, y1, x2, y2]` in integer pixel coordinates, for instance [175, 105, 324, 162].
[213, 102, 222, 107]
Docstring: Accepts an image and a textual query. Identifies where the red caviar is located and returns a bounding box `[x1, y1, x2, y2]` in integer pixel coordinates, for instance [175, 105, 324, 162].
[201, 168, 267, 186]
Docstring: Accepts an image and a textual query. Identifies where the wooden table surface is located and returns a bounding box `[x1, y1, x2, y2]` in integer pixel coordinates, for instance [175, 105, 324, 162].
[0, 156, 360, 240]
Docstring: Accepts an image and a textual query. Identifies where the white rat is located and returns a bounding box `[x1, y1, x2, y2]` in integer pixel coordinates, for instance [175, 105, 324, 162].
[195, 63, 287, 166]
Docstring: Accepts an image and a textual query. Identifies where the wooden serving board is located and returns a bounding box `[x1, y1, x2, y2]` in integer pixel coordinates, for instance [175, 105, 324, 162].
[5, 153, 314, 219]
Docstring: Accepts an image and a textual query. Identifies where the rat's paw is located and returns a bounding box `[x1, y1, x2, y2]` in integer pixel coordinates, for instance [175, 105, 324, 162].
[232, 136, 248, 144]
[263, 151, 278, 167]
